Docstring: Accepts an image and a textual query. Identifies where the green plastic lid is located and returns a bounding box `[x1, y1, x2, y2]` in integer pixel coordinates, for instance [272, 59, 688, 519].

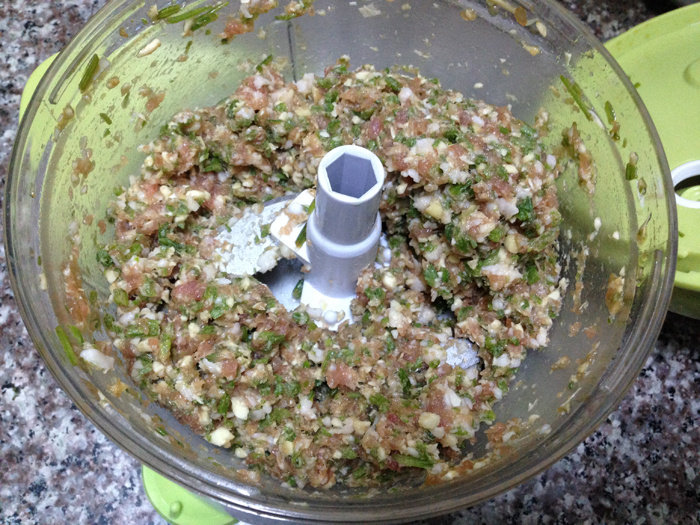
[607, 3, 700, 318]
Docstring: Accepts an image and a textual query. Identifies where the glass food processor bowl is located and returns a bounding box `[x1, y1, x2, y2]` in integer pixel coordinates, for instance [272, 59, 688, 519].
[4, 1, 676, 523]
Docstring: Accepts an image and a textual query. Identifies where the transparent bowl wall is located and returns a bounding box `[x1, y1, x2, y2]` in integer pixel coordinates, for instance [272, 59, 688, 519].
[5, 1, 676, 523]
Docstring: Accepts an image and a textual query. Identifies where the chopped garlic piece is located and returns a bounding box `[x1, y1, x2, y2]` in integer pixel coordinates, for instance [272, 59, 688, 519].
[208, 427, 235, 447]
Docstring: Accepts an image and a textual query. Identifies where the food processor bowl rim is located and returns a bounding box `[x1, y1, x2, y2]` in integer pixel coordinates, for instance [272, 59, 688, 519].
[4, 0, 677, 521]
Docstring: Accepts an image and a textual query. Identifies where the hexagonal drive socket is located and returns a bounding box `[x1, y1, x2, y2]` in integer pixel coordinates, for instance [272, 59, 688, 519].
[306, 145, 385, 298]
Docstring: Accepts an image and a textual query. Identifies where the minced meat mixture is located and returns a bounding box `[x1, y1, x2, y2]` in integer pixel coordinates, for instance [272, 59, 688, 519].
[97, 57, 564, 488]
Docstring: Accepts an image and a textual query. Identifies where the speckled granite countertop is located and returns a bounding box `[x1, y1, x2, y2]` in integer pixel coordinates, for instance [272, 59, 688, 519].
[1, 1, 698, 523]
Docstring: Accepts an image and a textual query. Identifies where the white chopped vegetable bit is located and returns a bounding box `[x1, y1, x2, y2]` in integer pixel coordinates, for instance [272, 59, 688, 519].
[358, 3, 381, 17]
[208, 426, 235, 447]
[231, 397, 250, 420]
[418, 412, 441, 430]
[80, 345, 115, 371]
[137, 38, 161, 58]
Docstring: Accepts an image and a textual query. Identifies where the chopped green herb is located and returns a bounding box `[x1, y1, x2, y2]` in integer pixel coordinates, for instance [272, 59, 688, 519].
[364, 287, 386, 303]
[292, 279, 304, 300]
[443, 128, 461, 144]
[55, 326, 79, 366]
[191, 10, 219, 31]
[256, 54, 273, 72]
[217, 392, 231, 415]
[525, 263, 540, 284]
[113, 288, 129, 307]
[263, 407, 290, 427]
[488, 227, 504, 242]
[385, 333, 396, 353]
[282, 426, 296, 441]
[482, 409, 496, 422]
[352, 463, 369, 479]
[166, 4, 212, 23]
[369, 393, 389, 412]
[258, 331, 286, 352]
[604, 101, 616, 124]
[397, 368, 412, 397]
[560, 75, 592, 121]
[385, 75, 401, 93]
[394, 453, 434, 469]
[156, 4, 181, 19]
[159, 334, 172, 361]
[424, 264, 438, 287]
[201, 151, 226, 172]
[295, 224, 307, 247]
[326, 119, 341, 135]
[456, 306, 474, 321]
[516, 196, 535, 223]
[292, 311, 309, 325]
[484, 336, 506, 358]
[210, 303, 227, 319]
[448, 182, 474, 199]
[454, 234, 472, 253]
[79, 54, 100, 93]
[96, 249, 113, 267]
[324, 90, 339, 104]
[395, 133, 416, 147]
[361, 311, 371, 327]
[125, 324, 146, 339]
[388, 235, 403, 250]
[341, 447, 358, 459]
[200, 325, 216, 335]
[316, 77, 334, 89]
[68, 325, 84, 345]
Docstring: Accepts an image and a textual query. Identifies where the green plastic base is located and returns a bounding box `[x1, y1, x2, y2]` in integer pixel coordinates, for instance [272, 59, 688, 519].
[669, 286, 700, 320]
[142, 466, 238, 525]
